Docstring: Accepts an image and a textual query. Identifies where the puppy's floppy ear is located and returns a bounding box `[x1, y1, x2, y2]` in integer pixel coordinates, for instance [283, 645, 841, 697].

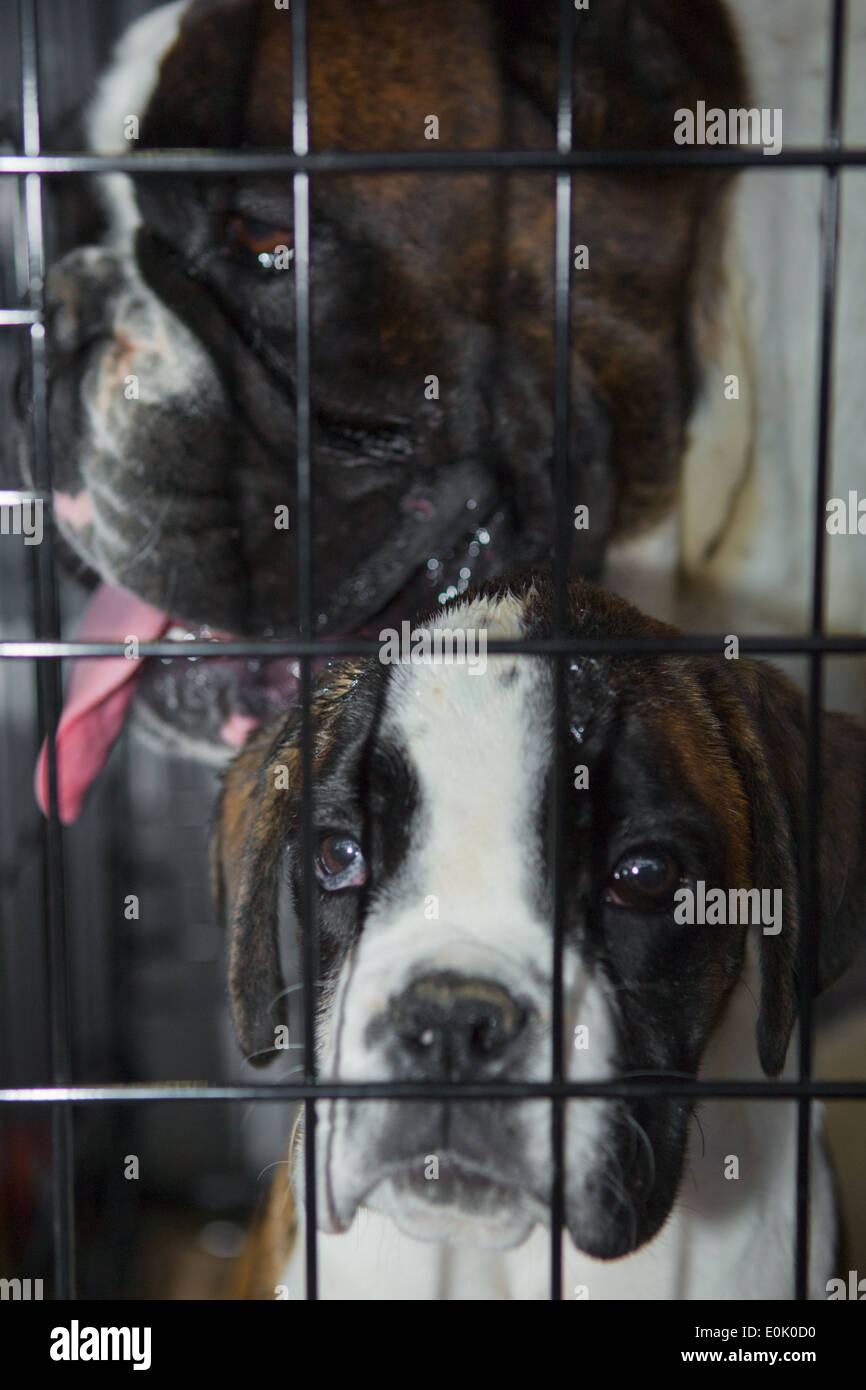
[212, 719, 299, 1064]
[211, 661, 372, 1063]
[713, 660, 866, 1076]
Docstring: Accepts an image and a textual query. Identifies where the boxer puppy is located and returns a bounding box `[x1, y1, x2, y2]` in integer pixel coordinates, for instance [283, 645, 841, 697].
[213, 571, 866, 1299]
[18, 0, 746, 818]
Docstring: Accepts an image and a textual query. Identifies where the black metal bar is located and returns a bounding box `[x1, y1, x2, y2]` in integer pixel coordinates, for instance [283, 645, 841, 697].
[3, 1079, 865, 1103]
[794, 0, 847, 1304]
[0, 308, 41, 323]
[4, 634, 866, 660]
[18, 0, 76, 1302]
[291, 0, 318, 1305]
[548, 0, 575, 1305]
[2, 148, 866, 175]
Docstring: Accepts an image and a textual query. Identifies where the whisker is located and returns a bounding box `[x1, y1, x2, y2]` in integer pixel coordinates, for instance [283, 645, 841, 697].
[243, 1045, 279, 1064]
[268, 981, 306, 1011]
[257, 1158, 293, 1182]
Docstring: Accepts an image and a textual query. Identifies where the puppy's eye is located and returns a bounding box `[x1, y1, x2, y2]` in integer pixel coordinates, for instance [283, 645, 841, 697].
[227, 214, 294, 268]
[605, 849, 682, 911]
[315, 834, 367, 891]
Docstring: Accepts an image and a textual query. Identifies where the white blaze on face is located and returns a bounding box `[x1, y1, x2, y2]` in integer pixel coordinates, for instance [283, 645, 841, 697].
[382, 592, 552, 953]
[85, 2, 188, 243]
[318, 592, 558, 1087]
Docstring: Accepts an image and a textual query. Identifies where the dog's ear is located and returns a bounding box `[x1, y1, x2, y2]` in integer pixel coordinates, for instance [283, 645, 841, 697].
[212, 661, 372, 1063]
[212, 719, 299, 1064]
[496, 0, 746, 144]
[712, 661, 866, 1076]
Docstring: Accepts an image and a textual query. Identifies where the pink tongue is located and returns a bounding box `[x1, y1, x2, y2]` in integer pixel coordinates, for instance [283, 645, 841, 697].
[35, 583, 170, 823]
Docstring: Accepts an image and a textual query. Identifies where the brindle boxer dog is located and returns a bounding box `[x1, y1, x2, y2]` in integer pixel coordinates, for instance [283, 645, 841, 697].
[19, 0, 746, 820]
[213, 570, 866, 1299]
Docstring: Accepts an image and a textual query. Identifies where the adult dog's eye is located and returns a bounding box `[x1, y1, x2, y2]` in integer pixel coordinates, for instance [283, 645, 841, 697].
[315, 834, 367, 891]
[227, 214, 294, 267]
[605, 849, 682, 911]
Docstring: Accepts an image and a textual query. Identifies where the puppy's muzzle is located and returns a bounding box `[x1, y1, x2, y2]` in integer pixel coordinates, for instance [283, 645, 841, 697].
[389, 972, 529, 1081]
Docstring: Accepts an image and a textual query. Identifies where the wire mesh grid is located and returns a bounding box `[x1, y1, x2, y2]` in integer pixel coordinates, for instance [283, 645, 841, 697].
[0, 0, 864, 1302]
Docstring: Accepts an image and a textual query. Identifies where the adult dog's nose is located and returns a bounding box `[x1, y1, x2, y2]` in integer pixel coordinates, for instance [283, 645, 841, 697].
[390, 972, 528, 1079]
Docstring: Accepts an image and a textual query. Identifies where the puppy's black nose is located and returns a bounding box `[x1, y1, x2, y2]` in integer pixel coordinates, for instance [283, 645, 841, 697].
[390, 972, 527, 1079]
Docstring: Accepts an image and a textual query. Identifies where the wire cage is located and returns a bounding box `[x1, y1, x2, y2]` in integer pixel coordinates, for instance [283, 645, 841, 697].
[1, 0, 865, 1303]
